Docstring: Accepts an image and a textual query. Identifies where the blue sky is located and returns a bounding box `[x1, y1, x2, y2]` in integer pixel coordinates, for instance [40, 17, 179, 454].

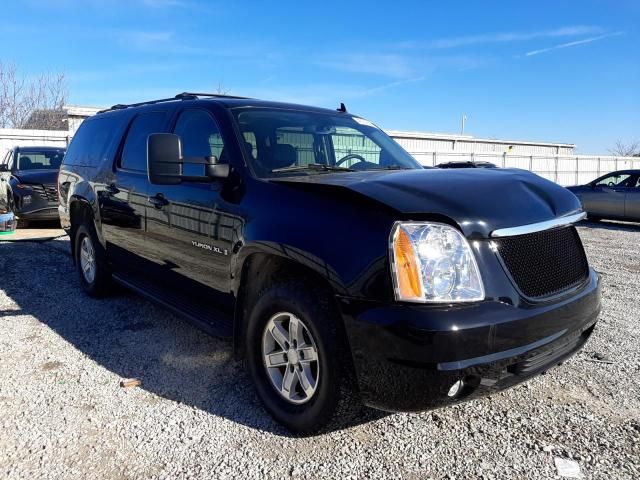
[2, 0, 638, 153]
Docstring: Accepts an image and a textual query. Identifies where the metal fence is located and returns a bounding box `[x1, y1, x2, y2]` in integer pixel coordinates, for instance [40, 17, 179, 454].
[401, 151, 640, 186]
[0, 128, 69, 160]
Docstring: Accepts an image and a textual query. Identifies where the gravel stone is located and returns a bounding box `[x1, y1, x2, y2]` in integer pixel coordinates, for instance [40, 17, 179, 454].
[1, 221, 639, 479]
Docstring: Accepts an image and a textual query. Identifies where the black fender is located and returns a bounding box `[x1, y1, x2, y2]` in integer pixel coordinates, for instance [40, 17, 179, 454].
[60, 172, 106, 249]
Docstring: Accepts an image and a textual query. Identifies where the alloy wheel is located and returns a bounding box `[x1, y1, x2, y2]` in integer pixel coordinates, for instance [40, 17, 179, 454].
[262, 312, 320, 404]
[79, 235, 96, 284]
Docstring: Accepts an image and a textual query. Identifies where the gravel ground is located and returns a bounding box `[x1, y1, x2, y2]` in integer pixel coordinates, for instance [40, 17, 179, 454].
[1, 220, 639, 480]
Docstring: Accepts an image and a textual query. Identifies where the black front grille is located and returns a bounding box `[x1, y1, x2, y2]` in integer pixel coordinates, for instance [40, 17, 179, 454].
[494, 226, 589, 299]
[29, 184, 58, 203]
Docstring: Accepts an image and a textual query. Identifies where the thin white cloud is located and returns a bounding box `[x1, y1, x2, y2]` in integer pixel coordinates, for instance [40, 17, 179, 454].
[524, 31, 624, 57]
[427, 25, 604, 49]
[316, 54, 416, 78]
[239, 77, 426, 106]
[358, 77, 426, 97]
[118, 30, 174, 49]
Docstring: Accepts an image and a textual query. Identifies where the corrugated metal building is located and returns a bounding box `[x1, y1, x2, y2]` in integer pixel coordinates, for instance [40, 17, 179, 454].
[386, 130, 575, 166]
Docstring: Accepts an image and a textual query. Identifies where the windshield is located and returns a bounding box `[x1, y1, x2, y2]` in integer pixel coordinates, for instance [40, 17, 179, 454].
[232, 108, 422, 178]
[16, 150, 65, 171]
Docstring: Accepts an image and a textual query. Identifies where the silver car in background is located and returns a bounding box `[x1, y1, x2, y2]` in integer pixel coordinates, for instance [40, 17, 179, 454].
[567, 170, 640, 222]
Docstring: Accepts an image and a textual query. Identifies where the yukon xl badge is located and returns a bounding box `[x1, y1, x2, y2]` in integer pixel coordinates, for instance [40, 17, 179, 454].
[191, 240, 228, 256]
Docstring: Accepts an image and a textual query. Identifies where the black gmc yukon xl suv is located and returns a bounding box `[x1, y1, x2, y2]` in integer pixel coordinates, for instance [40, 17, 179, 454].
[59, 93, 601, 433]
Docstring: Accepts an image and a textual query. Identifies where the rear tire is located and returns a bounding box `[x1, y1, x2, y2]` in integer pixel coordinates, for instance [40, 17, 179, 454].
[246, 278, 362, 434]
[74, 222, 110, 297]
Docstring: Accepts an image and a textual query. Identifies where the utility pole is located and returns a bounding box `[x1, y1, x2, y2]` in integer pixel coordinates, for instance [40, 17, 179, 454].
[461, 114, 467, 135]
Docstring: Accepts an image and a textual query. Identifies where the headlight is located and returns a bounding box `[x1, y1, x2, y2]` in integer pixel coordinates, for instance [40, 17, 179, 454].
[389, 222, 484, 303]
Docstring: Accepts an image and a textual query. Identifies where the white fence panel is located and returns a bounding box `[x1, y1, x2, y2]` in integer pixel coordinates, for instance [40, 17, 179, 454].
[0, 129, 69, 160]
[395, 146, 640, 186]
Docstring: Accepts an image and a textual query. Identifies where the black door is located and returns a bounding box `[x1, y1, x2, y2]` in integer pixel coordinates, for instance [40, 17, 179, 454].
[145, 108, 240, 316]
[99, 111, 167, 274]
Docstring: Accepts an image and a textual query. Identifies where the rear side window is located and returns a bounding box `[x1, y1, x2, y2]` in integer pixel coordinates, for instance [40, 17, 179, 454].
[121, 111, 166, 171]
[64, 115, 123, 167]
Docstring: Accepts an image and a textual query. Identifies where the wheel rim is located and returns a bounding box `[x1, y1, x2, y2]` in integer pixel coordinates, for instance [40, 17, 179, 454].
[79, 235, 96, 284]
[262, 312, 320, 405]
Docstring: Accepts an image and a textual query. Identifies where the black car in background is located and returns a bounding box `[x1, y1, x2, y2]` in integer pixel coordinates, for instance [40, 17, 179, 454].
[436, 160, 498, 169]
[0, 146, 65, 227]
[58, 93, 600, 433]
[566, 170, 640, 222]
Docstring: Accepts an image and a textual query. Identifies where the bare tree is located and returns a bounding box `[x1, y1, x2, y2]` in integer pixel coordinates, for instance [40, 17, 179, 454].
[0, 62, 68, 130]
[608, 139, 640, 157]
[214, 81, 230, 95]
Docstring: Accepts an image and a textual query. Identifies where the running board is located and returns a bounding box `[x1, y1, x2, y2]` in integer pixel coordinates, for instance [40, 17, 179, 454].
[112, 273, 233, 339]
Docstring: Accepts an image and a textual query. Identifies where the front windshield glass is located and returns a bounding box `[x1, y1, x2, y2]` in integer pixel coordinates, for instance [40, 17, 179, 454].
[16, 150, 65, 171]
[232, 108, 422, 178]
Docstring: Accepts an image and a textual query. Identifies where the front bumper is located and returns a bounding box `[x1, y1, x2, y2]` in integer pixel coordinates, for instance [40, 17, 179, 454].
[17, 207, 59, 221]
[338, 268, 601, 412]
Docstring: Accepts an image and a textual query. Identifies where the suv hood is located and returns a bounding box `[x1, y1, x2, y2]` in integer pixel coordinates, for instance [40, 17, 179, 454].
[272, 168, 582, 238]
[13, 169, 59, 185]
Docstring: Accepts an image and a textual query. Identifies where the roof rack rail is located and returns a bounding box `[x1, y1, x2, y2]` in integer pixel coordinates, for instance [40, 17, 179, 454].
[175, 91, 249, 100]
[97, 91, 249, 114]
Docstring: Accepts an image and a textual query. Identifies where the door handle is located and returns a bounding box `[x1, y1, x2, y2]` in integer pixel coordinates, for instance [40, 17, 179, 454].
[147, 193, 169, 209]
[105, 184, 119, 194]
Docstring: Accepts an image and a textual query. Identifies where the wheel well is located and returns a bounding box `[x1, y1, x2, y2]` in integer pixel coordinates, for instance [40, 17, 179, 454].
[69, 199, 93, 264]
[233, 253, 339, 359]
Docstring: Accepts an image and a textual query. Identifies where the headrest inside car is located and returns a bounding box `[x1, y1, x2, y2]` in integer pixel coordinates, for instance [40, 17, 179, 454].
[269, 144, 297, 170]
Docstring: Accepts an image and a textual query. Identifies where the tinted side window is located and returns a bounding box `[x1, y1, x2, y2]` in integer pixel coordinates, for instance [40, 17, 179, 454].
[64, 115, 124, 167]
[174, 109, 225, 160]
[121, 111, 166, 171]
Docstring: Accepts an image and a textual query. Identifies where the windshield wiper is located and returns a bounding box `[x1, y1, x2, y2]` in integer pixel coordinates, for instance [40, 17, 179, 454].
[271, 163, 355, 173]
[357, 165, 413, 171]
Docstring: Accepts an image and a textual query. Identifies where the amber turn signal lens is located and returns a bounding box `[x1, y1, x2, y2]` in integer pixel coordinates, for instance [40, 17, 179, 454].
[394, 227, 422, 299]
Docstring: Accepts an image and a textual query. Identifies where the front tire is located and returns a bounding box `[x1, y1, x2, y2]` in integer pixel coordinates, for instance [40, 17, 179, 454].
[246, 278, 361, 434]
[74, 223, 110, 297]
